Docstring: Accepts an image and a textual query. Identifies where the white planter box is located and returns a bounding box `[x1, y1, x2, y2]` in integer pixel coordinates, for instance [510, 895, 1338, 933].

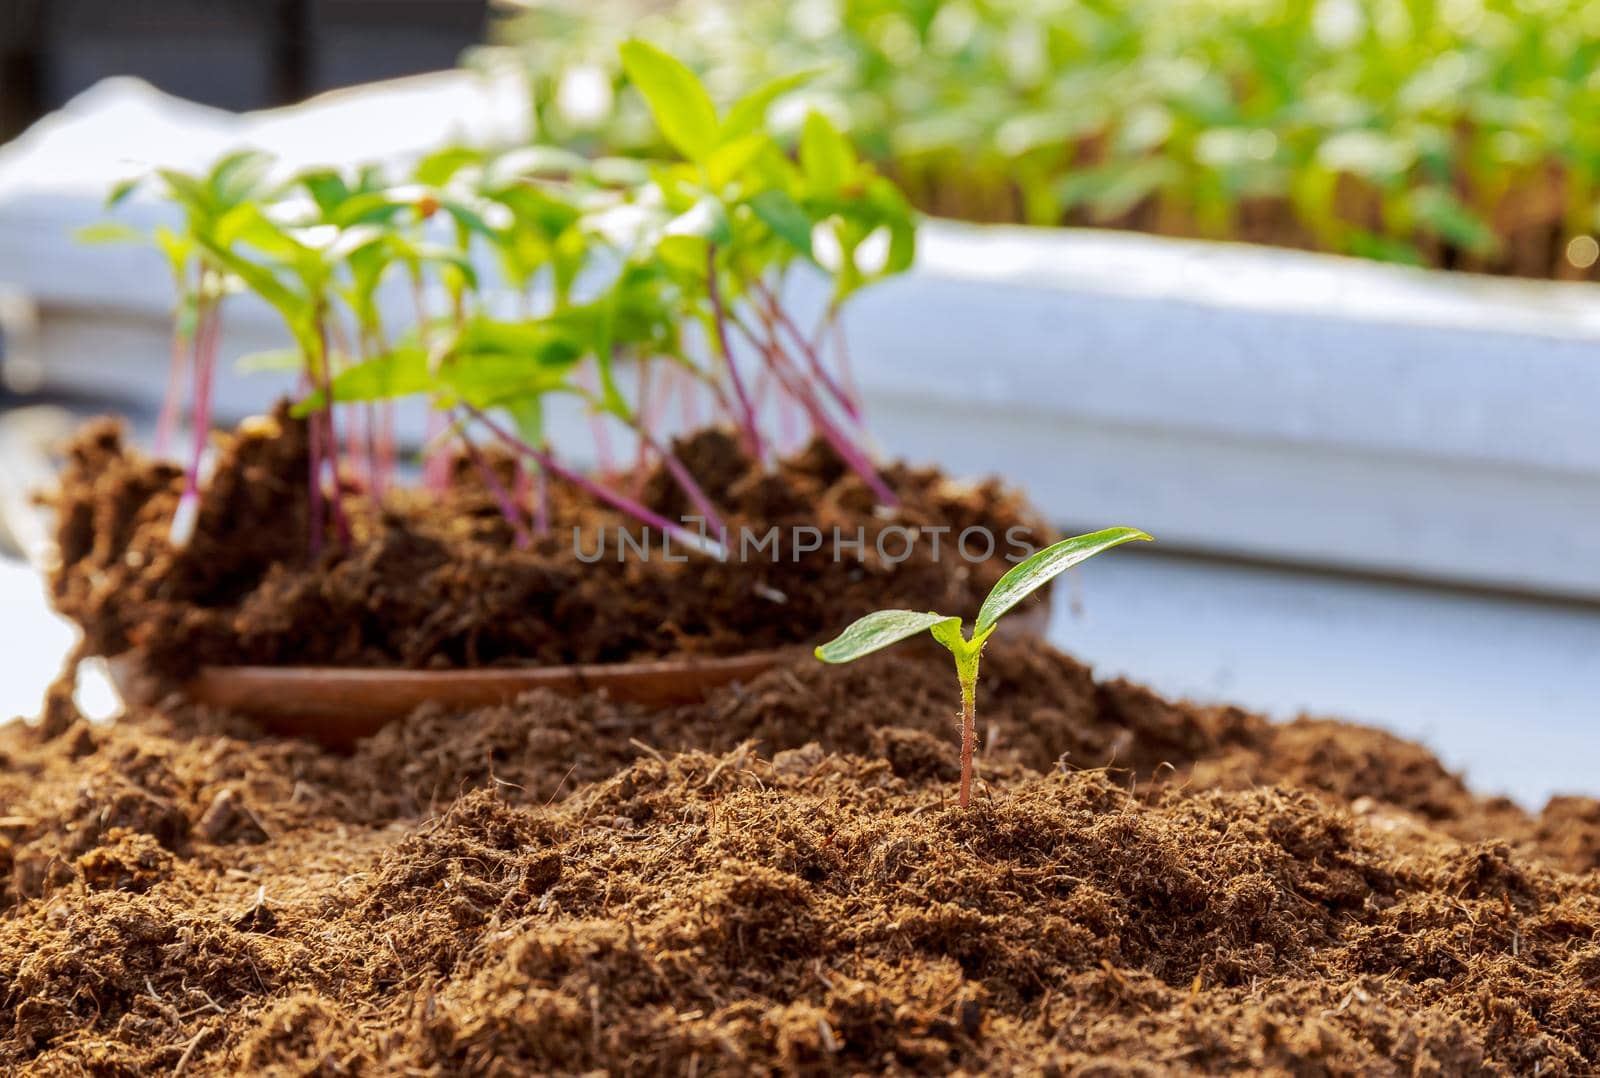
[3, 76, 1599, 600]
[845, 224, 1600, 599]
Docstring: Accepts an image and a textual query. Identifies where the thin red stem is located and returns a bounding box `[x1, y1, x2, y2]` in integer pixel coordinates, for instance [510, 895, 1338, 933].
[459, 429, 533, 549]
[706, 245, 764, 461]
[183, 298, 221, 496]
[155, 325, 189, 457]
[313, 320, 350, 550]
[635, 426, 726, 541]
[533, 463, 550, 535]
[733, 316, 898, 506]
[753, 281, 861, 423]
[307, 383, 324, 556]
[469, 406, 713, 552]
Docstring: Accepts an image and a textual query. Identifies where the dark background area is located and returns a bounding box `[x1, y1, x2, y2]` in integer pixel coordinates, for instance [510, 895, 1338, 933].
[0, 0, 490, 142]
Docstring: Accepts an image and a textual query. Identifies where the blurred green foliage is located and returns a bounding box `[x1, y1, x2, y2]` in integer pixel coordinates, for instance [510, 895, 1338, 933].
[484, 0, 1600, 279]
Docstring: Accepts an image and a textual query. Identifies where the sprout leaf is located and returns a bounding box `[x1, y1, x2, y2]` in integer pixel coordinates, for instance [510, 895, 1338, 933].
[976, 527, 1152, 633]
[620, 40, 720, 164]
[814, 610, 959, 664]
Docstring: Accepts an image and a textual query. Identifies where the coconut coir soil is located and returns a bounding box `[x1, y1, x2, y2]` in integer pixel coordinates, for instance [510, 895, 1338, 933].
[47, 409, 1042, 685]
[3, 638, 1600, 1075]
[9, 413, 1600, 1074]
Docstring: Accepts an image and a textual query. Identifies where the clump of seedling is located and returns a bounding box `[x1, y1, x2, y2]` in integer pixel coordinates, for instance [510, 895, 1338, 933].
[815, 527, 1152, 808]
[87, 40, 915, 556]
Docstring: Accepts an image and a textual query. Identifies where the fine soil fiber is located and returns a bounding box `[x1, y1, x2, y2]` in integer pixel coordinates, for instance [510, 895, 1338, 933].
[47, 409, 1043, 684]
[3, 641, 1600, 1075]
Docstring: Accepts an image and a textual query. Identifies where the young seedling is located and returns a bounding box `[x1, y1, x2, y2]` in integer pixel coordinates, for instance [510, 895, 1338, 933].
[814, 527, 1152, 808]
[92, 40, 918, 559]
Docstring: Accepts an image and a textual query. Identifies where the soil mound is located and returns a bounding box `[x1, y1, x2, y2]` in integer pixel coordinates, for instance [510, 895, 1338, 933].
[3, 640, 1598, 1074]
[47, 411, 1043, 684]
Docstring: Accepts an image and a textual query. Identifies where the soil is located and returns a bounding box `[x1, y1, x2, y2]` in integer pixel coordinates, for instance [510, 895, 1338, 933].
[13, 411, 1600, 1074]
[2, 634, 1599, 1075]
[47, 408, 1045, 685]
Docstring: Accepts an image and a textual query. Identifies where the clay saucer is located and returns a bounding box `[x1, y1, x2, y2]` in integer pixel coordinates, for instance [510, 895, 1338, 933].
[107, 598, 1053, 750]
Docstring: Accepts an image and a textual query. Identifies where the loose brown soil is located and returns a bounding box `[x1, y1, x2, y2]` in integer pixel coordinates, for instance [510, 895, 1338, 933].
[11, 413, 1600, 1074]
[47, 409, 1044, 685]
[2, 639, 1599, 1075]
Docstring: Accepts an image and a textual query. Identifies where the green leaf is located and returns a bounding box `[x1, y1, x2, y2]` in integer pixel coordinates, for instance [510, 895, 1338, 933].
[720, 69, 816, 143]
[619, 39, 720, 163]
[152, 226, 193, 278]
[506, 396, 546, 449]
[591, 157, 653, 187]
[208, 149, 274, 208]
[437, 195, 498, 240]
[445, 355, 579, 409]
[456, 319, 586, 366]
[298, 169, 350, 216]
[1409, 187, 1499, 257]
[105, 175, 142, 209]
[156, 168, 213, 215]
[749, 189, 815, 258]
[976, 527, 1152, 633]
[414, 146, 483, 187]
[800, 111, 857, 195]
[487, 145, 591, 184]
[814, 610, 959, 664]
[324, 223, 387, 263]
[706, 133, 773, 190]
[74, 222, 144, 245]
[292, 345, 432, 415]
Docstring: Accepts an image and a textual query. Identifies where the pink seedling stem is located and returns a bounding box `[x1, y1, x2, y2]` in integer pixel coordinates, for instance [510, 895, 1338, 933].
[458, 430, 533, 549]
[826, 311, 864, 423]
[309, 323, 350, 552]
[469, 406, 715, 553]
[307, 401, 325, 556]
[423, 409, 452, 492]
[345, 403, 367, 490]
[533, 464, 550, 535]
[734, 316, 898, 506]
[752, 280, 861, 423]
[705, 246, 765, 462]
[169, 297, 224, 547]
[634, 428, 727, 542]
[154, 328, 189, 457]
[377, 401, 396, 495]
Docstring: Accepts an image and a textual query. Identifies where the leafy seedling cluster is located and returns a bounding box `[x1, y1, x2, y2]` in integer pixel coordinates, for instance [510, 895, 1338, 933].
[86, 41, 916, 552]
[488, 0, 1600, 279]
[815, 527, 1152, 807]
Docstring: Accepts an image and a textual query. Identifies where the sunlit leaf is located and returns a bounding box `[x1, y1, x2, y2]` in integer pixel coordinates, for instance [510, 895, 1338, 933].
[800, 111, 856, 195]
[620, 39, 720, 163]
[749, 189, 814, 258]
[814, 610, 959, 664]
[721, 69, 816, 143]
[976, 528, 1152, 633]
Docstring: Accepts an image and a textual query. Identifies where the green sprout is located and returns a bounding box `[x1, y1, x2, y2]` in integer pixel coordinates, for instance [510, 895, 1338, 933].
[83, 40, 921, 560]
[814, 527, 1152, 808]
